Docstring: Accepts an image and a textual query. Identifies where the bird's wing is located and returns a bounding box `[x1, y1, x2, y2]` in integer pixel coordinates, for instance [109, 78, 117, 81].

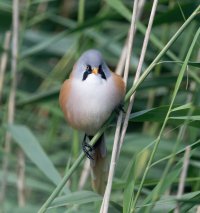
[59, 79, 72, 121]
[112, 72, 126, 100]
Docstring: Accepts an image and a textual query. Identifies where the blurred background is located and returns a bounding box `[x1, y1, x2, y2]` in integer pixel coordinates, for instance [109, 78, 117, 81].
[0, 0, 200, 212]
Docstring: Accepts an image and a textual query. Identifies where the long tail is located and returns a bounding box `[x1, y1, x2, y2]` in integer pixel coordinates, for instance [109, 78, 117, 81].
[89, 134, 107, 195]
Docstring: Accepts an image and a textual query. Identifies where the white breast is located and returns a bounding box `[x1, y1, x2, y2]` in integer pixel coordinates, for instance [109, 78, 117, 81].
[66, 74, 121, 135]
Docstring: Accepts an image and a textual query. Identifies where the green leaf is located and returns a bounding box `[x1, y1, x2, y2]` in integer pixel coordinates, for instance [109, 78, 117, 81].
[48, 191, 101, 208]
[156, 60, 200, 68]
[16, 86, 60, 107]
[0, 170, 53, 192]
[21, 31, 69, 57]
[22, 30, 77, 57]
[123, 150, 149, 213]
[129, 105, 200, 127]
[138, 163, 182, 212]
[169, 191, 200, 213]
[169, 116, 200, 120]
[123, 156, 136, 213]
[151, 139, 200, 168]
[105, 0, 186, 64]
[7, 124, 69, 193]
[106, 0, 131, 21]
[153, 1, 199, 25]
[144, 191, 200, 212]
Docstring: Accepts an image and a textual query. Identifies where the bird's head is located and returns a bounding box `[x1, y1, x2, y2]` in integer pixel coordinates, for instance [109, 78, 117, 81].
[72, 49, 111, 81]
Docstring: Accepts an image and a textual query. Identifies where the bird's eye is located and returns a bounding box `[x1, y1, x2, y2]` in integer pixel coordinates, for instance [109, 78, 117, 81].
[86, 65, 91, 71]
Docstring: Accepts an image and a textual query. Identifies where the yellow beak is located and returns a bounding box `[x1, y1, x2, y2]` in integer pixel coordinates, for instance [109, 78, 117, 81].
[92, 68, 99, 75]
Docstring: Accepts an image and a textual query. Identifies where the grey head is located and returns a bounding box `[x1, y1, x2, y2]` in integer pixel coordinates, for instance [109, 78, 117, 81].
[73, 49, 111, 81]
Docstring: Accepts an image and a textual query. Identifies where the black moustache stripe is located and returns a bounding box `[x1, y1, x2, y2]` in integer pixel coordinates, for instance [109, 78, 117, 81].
[82, 70, 107, 81]
[82, 70, 91, 81]
[99, 70, 106, 80]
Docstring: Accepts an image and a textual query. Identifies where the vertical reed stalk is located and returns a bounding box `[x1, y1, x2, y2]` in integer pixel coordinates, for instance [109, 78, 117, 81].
[174, 147, 191, 213]
[12, 0, 26, 207]
[0, 31, 11, 205]
[100, 0, 139, 212]
[0, 0, 19, 205]
[0, 32, 11, 102]
[119, 0, 158, 153]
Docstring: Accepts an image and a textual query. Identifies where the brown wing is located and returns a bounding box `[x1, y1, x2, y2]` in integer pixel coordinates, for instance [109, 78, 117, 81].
[112, 72, 126, 100]
[59, 79, 72, 121]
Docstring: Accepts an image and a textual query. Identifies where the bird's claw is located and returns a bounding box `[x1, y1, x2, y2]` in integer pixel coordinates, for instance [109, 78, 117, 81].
[115, 103, 125, 114]
[82, 141, 94, 160]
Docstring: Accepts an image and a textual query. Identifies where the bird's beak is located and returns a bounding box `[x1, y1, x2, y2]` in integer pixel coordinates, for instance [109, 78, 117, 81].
[92, 67, 99, 75]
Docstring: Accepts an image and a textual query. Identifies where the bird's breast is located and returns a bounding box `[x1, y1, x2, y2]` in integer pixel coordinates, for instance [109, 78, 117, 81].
[65, 75, 121, 135]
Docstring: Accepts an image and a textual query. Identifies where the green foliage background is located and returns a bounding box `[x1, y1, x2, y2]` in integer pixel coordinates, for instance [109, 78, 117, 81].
[0, 0, 200, 212]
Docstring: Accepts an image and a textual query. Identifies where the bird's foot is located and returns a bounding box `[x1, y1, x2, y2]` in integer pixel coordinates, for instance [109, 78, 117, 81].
[115, 103, 125, 114]
[82, 136, 94, 160]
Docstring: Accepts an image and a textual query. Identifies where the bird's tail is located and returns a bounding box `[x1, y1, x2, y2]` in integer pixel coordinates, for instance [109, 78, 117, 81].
[90, 134, 107, 195]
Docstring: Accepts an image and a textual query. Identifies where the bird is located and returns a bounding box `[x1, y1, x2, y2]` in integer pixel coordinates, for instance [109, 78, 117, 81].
[59, 49, 125, 194]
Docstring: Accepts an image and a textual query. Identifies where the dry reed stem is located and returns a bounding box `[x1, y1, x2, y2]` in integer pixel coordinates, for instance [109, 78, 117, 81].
[137, 0, 146, 20]
[100, 0, 139, 212]
[174, 146, 191, 213]
[0, 32, 11, 102]
[115, 0, 145, 76]
[17, 149, 26, 206]
[100, 0, 158, 211]
[12, 0, 26, 207]
[0, 0, 20, 203]
[115, 41, 128, 75]
[78, 159, 90, 190]
[119, 0, 158, 153]
[100, 113, 124, 213]
[0, 33, 11, 198]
